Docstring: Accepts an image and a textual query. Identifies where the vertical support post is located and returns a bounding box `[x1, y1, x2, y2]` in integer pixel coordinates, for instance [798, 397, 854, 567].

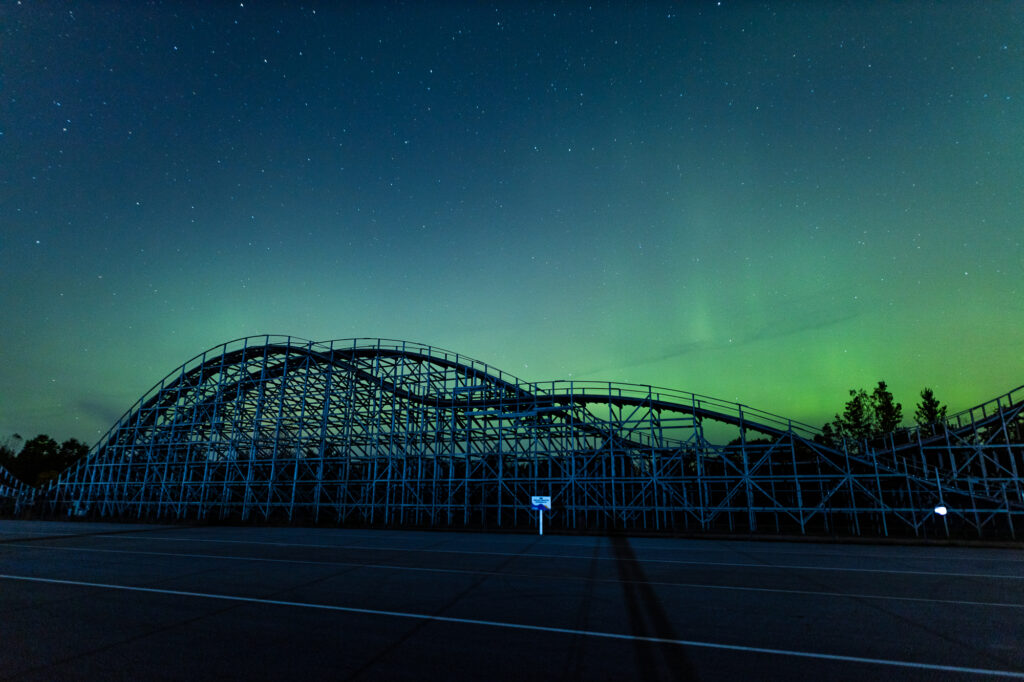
[739, 410, 755, 533]
[935, 469, 949, 538]
[844, 439, 861, 536]
[872, 450, 888, 538]
[789, 428, 807, 535]
[1003, 484, 1015, 540]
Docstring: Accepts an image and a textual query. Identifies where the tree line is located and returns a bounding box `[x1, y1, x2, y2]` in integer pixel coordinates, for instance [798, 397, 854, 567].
[0, 434, 89, 487]
[817, 382, 948, 446]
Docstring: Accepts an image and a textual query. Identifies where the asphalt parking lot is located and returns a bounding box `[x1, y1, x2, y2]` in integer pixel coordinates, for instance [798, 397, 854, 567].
[1, 520, 1022, 681]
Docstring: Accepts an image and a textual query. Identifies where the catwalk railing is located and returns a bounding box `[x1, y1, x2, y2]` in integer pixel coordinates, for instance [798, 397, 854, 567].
[7, 337, 1021, 539]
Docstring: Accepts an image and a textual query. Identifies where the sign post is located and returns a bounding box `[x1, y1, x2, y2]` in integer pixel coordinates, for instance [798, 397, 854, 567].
[531, 496, 551, 535]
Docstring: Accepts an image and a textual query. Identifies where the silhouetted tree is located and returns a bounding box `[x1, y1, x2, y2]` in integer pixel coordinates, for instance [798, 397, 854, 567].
[2, 433, 24, 455]
[0, 434, 23, 472]
[817, 422, 838, 447]
[16, 435, 59, 485]
[914, 388, 947, 426]
[838, 388, 874, 441]
[820, 381, 904, 448]
[870, 381, 902, 434]
[0, 434, 90, 487]
[57, 438, 89, 468]
[0, 444, 16, 477]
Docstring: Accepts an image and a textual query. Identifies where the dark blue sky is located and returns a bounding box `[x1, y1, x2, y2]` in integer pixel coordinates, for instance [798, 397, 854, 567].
[2, 2, 1022, 442]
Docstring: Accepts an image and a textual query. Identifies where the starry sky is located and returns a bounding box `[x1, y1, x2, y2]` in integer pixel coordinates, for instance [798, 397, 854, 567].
[2, 1, 1022, 444]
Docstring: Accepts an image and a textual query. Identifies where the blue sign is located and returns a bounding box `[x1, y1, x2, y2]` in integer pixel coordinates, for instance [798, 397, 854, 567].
[531, 495, 551, 511]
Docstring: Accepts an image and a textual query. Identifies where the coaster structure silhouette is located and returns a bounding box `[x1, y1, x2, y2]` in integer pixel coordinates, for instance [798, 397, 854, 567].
[9, 337, 1023, 539]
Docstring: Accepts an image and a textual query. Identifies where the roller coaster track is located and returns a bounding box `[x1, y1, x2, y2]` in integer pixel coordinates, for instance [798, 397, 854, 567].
[0, 464, 34, 512]
[74, 338, 1020, 497]
[9, 337, 1023, 539]
[86, 340, 818, 442]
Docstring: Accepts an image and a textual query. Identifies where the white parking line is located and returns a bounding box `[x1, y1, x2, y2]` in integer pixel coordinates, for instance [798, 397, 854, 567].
[104, 534, 1024, 580]
[4, 542, 1023, 609]
[1, 573, 1022, 678]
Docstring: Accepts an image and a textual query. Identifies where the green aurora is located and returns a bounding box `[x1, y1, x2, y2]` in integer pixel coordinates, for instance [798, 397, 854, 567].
[1, 2, 1021, 443]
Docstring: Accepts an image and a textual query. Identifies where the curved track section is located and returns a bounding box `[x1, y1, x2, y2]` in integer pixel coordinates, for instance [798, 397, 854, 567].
[34, 337, 1024, 539]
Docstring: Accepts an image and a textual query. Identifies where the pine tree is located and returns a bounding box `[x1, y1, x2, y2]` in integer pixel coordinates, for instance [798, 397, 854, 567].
[823, 388, 873, 445]
[871, 381, 903, 434]
[821, 381, 905, 448]
[914, 388, 947, 426]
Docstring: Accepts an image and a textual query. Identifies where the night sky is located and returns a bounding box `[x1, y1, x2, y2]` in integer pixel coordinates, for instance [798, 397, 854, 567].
[2, 2, 1022, 443]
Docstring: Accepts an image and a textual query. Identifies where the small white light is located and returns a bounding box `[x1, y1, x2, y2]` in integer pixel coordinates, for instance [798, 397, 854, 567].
[934, 505, 948, 516]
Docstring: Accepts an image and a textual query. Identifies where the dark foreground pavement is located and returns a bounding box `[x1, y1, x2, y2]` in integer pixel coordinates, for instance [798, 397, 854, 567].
[1, 520, 1022, 681]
